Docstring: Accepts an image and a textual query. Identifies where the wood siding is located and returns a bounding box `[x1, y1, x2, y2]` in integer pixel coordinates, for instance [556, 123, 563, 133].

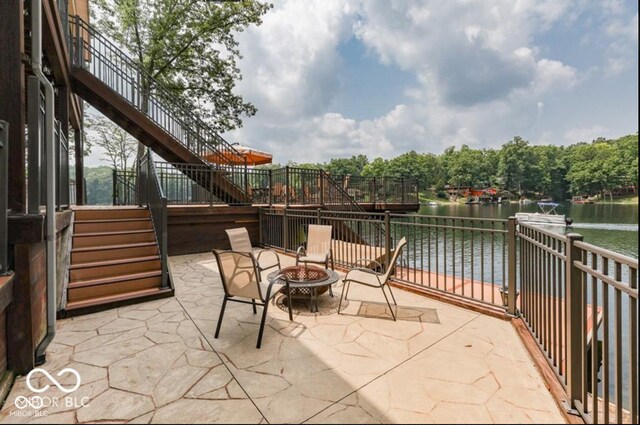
[167, 206, 260, 255]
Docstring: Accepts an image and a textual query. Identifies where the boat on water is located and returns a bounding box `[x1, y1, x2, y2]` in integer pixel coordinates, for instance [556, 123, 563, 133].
[516, 202, 573, 227]
[571, 195, 594, 204]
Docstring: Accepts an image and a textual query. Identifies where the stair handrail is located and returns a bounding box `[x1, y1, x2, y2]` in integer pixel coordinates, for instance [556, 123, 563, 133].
[69, 16, 246, 169]
[139, 150, 169, 288]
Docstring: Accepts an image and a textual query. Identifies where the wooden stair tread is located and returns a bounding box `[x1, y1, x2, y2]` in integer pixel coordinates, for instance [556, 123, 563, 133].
[69, 255, 160, 270]
[71, 241, 157, 253]
[69, 270, 162, 288]
[74, 218, 150, 224]
[64, 287, 173, 312]
[73, 229, 155, 237]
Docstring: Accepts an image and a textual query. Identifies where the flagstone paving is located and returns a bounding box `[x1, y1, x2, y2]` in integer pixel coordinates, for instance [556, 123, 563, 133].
[0, 252, 565, 424]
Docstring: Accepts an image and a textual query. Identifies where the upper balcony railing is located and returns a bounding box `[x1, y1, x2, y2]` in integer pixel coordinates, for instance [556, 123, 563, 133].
[68, 16, 247, 171]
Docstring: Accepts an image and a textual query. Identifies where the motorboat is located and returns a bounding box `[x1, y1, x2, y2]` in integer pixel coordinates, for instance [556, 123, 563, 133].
[516, 202, 573, 227]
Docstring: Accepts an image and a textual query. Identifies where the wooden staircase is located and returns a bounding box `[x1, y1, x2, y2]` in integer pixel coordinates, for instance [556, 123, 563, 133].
[63, 207, 173, 315]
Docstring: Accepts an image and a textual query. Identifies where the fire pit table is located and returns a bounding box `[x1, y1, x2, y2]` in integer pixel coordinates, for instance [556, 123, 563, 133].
[267, 265, 340, 313]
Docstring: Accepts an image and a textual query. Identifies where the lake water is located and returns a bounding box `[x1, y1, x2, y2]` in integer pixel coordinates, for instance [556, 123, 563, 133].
[419, 202, 638, 259]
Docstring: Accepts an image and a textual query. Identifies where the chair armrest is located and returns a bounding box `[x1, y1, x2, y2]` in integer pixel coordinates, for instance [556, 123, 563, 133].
[270, 273, 291, 295]
[295, 246, 306, 258]
[256, 249, 280, 270]
[345, 267, 382, 285]
[354, 258, 383, 270]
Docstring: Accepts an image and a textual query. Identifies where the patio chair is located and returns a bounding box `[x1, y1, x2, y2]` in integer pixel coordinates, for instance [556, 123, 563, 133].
[338, 237, 407, 321]
[212, 249, 293, 349]
[225, 227, 281, 273]
[296, 224, 334, 270]
[296, 224, 334, 295]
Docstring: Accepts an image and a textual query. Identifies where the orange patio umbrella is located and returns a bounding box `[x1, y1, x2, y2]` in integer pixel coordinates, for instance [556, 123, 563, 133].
[202, 144, 273, 166]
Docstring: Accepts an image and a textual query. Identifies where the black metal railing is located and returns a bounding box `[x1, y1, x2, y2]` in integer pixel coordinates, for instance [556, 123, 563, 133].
[0, 121, 9, 274]
[138, 151, 168, 288]
[112, 169, 138, 206]
[113, 162, 418, 211]
[259, 209, 638, 424]
[55, 121, 70, 209]
[333, 174, 419, 205]
[68, 16, 247, 171]
[260, 208, 512, 307]
[518, 223, 638, 424]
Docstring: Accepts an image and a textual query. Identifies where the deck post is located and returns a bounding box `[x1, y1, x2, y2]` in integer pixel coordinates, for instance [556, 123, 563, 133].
[565, 232, 584, 410]
[317, 208, 321, 225]
[506, 217, 518, 316]
[384, 211, 391, 271]
[0, 121, 8, 274]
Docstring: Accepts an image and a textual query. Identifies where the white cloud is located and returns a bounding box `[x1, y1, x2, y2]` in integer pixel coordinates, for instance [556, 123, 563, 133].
[223, 0, 636, 164]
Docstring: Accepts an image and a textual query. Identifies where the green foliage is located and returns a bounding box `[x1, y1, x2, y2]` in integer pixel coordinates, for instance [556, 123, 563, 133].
[324, 134, 638, 199]
[92, 0, 272, 132]
[324, 155, 368, 176]
[84, 166, 114, 205]
[497, 137, 539, 196]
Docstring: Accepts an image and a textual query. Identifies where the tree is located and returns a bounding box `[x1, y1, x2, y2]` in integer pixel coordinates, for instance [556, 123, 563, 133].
[361, 157, 388, 177]
[92, 0, 272, 141]
[324, 155, 368, 176]
[384, 151, 442, 190]
[85, 112, 138, 171]
[498, 137, 538, 196]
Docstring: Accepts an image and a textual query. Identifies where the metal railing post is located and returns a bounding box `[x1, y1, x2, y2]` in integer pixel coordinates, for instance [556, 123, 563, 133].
[283, 208, 289, 252]
[0, 121, 8, 274]
[385, 210, 391, 271]
[112, 168, 117, 205]
[258, 208, 264, 245]
[320, 172, 325, 206]
[209, 165, 214, 206]
[401, 177, 405, 204]
[268, 169, 273, 206]
[244, 159, 248, 197]
[317, 208, 322, 225]
[285, 166, 290, 207]
[160, 197, 168, 288]
[566, 232, 585, 410]
[507, 217, 518, 316]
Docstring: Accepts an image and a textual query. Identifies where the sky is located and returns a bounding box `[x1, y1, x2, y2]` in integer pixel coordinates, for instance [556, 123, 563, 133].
[84, 0, 638, 167]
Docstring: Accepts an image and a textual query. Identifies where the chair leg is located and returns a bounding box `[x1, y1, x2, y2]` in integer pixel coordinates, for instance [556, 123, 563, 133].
[386, 284, 398, 305]
[256, 302, 270, 349]
[344, 280, 352, 300]
[215, 296, 228, 338]
[381, 286, 396, 321]
[326, 259, 334, 297]
[338, 280, 347, 315]
[286, 291, 293, 321]
[252, 299, 257, 314]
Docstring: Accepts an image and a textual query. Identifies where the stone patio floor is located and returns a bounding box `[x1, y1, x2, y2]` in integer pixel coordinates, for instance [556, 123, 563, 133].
[0, 252, 565, 424]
